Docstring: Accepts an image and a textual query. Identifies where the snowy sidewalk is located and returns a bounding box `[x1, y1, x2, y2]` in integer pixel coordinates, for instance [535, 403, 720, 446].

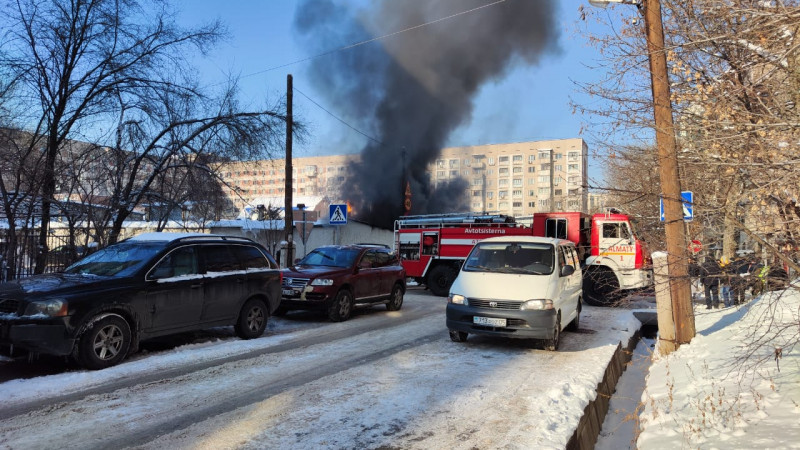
[638, 288, 800, 448]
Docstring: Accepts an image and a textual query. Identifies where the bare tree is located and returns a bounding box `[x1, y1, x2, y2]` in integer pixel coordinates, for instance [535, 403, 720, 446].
[0, 0, 291, 271]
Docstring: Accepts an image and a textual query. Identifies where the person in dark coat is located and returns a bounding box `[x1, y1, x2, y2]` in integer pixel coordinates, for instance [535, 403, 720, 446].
[700, 256, 721, 309]
[730, 256, 750, 305]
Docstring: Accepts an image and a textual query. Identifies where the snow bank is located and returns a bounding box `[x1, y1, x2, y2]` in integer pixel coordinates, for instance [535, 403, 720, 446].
[639, 287, 800, 448]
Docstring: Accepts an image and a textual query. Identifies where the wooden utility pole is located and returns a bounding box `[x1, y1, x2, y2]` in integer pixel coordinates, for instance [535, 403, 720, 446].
[642, 0, 695, 349]
[284, 74, 294, 267]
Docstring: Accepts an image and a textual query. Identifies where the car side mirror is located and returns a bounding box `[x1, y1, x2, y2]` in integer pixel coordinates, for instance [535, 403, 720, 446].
[561, 265, 575, 277]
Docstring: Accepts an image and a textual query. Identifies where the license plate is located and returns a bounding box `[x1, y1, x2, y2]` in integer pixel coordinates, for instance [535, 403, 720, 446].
[473, 316, 506, 327]
[282, 289, 297, 296]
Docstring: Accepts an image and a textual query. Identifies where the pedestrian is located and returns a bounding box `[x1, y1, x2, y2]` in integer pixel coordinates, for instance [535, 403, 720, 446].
[700, 256, 721, 309]
[719, 256, 733, 308]
[730, 256, 749, 305]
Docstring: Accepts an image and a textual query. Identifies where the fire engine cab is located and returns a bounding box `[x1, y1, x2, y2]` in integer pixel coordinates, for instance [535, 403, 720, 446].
[394, 210, 652, 305]
[531, 211, 652, 305]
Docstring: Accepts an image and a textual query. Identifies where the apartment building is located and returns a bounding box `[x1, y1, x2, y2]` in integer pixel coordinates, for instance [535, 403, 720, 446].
[218, 138, 588, 217]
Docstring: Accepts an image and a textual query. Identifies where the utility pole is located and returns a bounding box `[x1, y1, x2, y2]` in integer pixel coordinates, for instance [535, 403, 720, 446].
[642, 0, 695, 348]
[284, 74, 294, 267]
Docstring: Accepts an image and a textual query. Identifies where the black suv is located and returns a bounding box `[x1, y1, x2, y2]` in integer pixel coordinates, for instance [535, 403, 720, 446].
[0, 233, 281, 369]
[280, 245, 406, 321]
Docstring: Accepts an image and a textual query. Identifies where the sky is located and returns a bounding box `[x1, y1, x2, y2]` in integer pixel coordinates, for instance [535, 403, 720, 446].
[173, 0, 603, 161]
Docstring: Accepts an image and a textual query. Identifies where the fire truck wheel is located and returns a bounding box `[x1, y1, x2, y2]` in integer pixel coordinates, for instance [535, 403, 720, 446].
[449, 330, 468, 342]
[327, 289, 354, 322]
[428, 265, 456, 297]
[386, 283, 404, 311]
[583, 270, 619, 306]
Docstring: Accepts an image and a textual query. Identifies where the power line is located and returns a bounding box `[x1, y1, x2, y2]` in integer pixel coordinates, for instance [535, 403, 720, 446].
[240, 0, 507, 79]
[293, 86, 383, 145]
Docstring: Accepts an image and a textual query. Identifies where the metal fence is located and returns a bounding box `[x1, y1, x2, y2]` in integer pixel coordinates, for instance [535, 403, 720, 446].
[0, 229, 79, 281]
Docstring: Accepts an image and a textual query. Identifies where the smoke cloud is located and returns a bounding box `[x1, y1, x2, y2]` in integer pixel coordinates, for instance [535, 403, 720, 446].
[293, 0, 561, 227]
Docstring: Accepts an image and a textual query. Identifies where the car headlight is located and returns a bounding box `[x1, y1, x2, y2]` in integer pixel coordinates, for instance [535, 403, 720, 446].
[310, 278, 334, 286]
[520, 299, 553, 310]
[448, 294, 467, 305]
[24, 299, 68, 317]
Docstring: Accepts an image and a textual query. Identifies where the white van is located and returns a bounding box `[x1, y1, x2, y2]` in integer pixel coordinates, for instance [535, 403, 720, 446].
[445, 236, 582, 350]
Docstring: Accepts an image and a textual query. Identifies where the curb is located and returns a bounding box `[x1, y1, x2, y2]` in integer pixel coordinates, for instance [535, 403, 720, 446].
[566, 328, 642, 450]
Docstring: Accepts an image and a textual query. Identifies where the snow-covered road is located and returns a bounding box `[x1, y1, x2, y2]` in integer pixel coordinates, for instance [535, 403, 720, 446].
[0, 290, 639, 449]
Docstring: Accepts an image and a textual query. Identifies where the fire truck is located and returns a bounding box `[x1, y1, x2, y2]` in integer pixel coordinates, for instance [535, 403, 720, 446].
[394, 210, 652, 305]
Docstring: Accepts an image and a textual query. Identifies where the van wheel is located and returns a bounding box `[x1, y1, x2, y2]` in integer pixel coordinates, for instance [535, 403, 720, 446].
[449, 330, 468, 342]
[235, 299, 268, 339]
[75, 315, 131, 370]
[543, 313, 561, 351]
[386, 283, 404, 311]
[566, 300, 581, 332]
[328, 289, 354, 322]
[428, 265, 456, 297]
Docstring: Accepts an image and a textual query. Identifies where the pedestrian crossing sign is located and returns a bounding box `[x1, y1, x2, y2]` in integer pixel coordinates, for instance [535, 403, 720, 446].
[329, 204, 347, 225]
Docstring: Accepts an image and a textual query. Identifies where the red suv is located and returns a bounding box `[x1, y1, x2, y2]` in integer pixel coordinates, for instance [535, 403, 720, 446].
[279, 245, 406, 321]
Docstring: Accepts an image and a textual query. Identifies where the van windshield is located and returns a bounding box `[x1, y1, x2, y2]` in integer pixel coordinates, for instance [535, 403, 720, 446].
[463, 242, 554, 275]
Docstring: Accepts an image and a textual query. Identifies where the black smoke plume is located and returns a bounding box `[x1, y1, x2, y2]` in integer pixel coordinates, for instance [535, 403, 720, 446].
[293, 0, 560, 227]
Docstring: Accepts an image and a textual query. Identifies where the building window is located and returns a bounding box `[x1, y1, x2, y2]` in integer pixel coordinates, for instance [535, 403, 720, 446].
[512, 155, 523, 163]
[499, 179, 508, 186]
[512, 189, 522, 197]
[538, 187, 550, 195]
[499, 167, 509, 175]
[528, 201, 536, 208]
[472, 178, 483, 185]
[499, 190, 508, 199]
[569, 188, 579, 196]
[499, 155, 509, 164]
[488, 157, 495, 165]
[540, 163, 551, 171]
[499, 201, 509, 209]
[568, 164, 579, 172]
[513, 201, 522, 208]
[449, 159, 459, 168]
[528, 155, 535, 163]
[473, 190, 482, 197]
[437, 170, 445, 178]
[568, 151, 580, 161]
[512, 166, 522, 174]
[450, 170, 458, 177]
[554, 189, 563, 196]
[512, 178, 523, 187]
[538, 151, 550, 160]
[527, 166, 535, 173]
[487, 192, 494, 199]
[463, 158, 471, 167]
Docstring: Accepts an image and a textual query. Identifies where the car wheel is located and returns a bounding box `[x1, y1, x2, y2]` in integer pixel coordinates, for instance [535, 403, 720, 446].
[566, 300, 581, 332]
[328, 289, 354, 322]
[449, 330, 468, 342]
[583, 270, 619, 306]
[235, 299, 268, 339]
[544, 312, 561, 351]
[75, 314, 131, 370]
[386, 283, 404, 311]
[428, 265, 456, 297]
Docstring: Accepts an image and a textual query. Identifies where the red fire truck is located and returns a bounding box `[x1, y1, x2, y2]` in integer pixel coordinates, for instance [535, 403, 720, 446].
[394, 211, 652, 304]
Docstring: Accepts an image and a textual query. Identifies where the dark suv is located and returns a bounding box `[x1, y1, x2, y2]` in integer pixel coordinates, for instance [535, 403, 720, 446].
[280, 245, 406, 322]
[0, 233, 282, 369]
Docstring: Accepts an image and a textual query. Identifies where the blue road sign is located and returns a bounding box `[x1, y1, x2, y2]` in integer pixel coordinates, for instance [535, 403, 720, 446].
[329, 204, 348, 225]
[660, 191, 693, 222]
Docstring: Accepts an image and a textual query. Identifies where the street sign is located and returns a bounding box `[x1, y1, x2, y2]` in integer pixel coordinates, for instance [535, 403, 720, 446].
[689, 239, 702, 254]
[329, 204, 347, 225]
[660, 191, 693, 222]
